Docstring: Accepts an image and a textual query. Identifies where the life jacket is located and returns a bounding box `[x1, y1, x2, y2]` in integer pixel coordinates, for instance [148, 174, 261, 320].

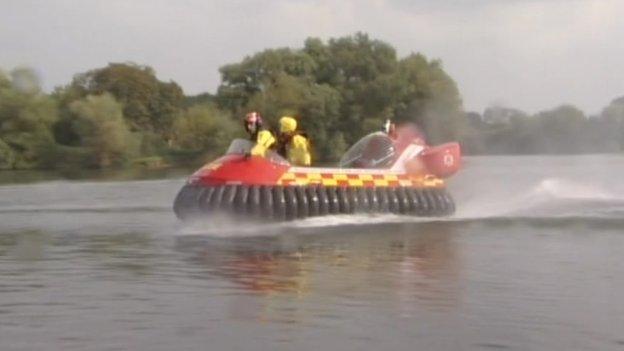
[250, 129, 276, 157]
[277, 131, 311, 166]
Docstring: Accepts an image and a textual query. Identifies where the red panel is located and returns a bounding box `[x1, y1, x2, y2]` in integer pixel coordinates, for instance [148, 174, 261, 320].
[337, 180, 350, 186]
[190, 155, 290, 186]
[420, 142, 462, 178]
[183, 125, 463, 189]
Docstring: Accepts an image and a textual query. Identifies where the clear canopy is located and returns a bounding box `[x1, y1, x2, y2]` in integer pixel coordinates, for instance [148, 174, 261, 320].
[339, 132, 396, 169]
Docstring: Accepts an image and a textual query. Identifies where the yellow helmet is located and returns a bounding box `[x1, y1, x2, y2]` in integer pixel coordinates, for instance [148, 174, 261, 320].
[279, 116, 297, 133]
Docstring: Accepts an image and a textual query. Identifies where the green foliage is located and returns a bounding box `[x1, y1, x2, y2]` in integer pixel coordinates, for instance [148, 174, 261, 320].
[322, 132, 348, 162]
[10, 67, 42, 94]
[38, 144, 93, 170]
[600, 97, 624, 151]
[136, 131, 169, 157]
[217, 48, 318, 113]
[0, 138, 15, 169]
[244, 74, 342, 158]
[61, 63, 184, 137]
[394, 55, 463, 144]
[4, 33, 624, 171]
[0, 68, 57, 169]
[185, 93, 216, 107]
[535, 105, 586, 153]
[470, 106, 544, 154]
[0, 70, 12, 90]
[172, 104, 241, 159]
[217, 32, 463, 160]
[68, 94, 136, 168]
[317, 33, 401, 143]
[464, 101, 624, 155]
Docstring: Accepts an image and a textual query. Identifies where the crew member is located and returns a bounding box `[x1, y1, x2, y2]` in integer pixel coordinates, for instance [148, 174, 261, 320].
[382, 119, 397, 139]
[277, 116, 311, 166]
[244, 111, 276, 157]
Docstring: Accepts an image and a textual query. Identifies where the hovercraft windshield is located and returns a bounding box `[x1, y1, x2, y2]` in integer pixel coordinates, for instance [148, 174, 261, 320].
[339, 132, 396, 169]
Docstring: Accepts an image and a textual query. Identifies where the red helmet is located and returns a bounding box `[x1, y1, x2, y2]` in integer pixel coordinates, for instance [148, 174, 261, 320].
[244, 111, 263, 134]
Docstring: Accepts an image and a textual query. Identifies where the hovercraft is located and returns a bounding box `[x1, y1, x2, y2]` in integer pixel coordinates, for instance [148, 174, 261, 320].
[173, 124, 461, 221]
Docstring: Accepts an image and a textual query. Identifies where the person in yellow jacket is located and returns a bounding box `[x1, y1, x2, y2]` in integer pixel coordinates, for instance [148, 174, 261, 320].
[244, 112, 276, 157]
[277, 116, 311, 166]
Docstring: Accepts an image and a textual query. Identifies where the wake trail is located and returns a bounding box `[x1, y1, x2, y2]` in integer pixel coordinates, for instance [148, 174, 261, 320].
[455, 177, 624, 219]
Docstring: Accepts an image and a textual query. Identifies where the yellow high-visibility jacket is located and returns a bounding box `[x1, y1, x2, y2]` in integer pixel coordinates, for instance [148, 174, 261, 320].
[250, 130, 276, 157]
[286, 134, 311, 166]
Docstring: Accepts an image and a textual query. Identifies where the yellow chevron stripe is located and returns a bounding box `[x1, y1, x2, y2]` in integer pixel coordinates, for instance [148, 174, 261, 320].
[347, 179, 364, 187]
[276, 171, 444, 188]
[373, 180, 389, 187]
[307, 173, 322, 180]
[321, 179, 338, 186]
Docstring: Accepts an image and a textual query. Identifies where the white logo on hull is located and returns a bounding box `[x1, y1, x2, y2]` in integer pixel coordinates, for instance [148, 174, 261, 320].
[443, 154, 454, 167]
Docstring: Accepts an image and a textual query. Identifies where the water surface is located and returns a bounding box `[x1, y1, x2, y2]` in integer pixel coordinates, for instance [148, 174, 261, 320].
[1, 155, 623, 350]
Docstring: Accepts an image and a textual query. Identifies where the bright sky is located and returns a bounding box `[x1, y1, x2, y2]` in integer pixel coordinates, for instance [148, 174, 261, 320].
[2, 0, 623, 114]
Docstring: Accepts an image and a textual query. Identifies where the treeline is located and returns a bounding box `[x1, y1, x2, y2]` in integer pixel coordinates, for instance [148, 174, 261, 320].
[462, 102, 624, 155]
[0, 33, 623, 170]
[0, 33, 462, 170]
[0, 64, 237, 170]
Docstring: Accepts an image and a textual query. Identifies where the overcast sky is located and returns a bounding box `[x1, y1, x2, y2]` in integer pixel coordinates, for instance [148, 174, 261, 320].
[2, 0, 623, 114]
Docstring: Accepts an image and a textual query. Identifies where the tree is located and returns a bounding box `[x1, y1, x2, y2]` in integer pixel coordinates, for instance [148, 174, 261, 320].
[0, 138, 15, 170]
[10, 67, 41, 94]
[600, 96, 624, 151]
[0, 69, 9, 90]
[217, 48, 317, 114]
[0, 68, 57, 169]
[186, 92, 216, 107]
[394, 55, 463, 144]
[468, 104, 598, 155]
[535, 105, 587, 154]
[61, 63, 184, 137]
[69, 94, 136, 167]
[244, 73, 342, 159]
[216, 33, 464, 160]
[172, 104, 241, 158]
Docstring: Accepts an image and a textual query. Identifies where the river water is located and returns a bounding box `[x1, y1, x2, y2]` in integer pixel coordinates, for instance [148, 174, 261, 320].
[1, 155, 623, 351]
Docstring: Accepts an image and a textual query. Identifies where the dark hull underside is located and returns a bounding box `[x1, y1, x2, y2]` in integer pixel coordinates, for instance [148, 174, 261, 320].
[174, 184, 455, 221]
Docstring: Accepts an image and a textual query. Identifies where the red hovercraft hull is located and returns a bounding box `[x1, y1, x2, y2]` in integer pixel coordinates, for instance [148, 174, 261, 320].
[174, 126, 461, 220]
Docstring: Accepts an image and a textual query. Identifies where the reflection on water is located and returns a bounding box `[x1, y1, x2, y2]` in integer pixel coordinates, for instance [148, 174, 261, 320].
[176, 223, 460, 324]
[0, 221, 622, 351]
